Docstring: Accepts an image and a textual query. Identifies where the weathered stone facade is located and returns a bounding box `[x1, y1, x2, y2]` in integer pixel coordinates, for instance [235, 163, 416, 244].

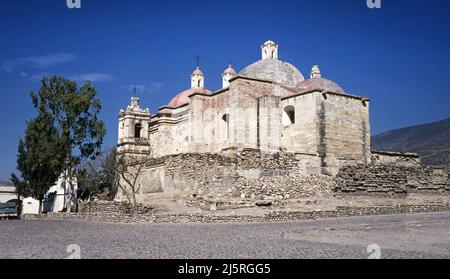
[116, 149, 324, 202]
[117, 41, 370, 185]
[188, 175, 336, 211]
[116, 40, 448, 207]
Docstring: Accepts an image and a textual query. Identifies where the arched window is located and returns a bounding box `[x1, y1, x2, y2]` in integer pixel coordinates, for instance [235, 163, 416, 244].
[134, 123, 142, 138]
[282, 106, 295, 127]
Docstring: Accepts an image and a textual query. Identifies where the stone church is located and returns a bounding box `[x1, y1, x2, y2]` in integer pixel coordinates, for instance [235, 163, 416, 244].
[117, 40, 373, 197]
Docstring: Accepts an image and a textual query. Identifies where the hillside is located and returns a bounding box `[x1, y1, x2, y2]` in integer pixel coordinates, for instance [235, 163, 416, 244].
[372, 118, 450, 166]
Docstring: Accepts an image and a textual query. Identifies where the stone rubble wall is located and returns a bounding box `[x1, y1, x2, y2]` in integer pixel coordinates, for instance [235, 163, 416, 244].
[371, 150, 422, 166]
[188, 175, 336, 211]
[137, 149, 314, 196]
[21, 203, 450, 224]
[78, 201, 153, 215]
[236, 149, 302, 172]
[335, 162, 450, 195]
[124, 149, 450, 208]
[231, 175, 335, 200]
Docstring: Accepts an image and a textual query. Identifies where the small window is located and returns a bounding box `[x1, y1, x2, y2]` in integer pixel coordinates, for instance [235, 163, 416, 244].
[282, 106, 295, 126]
[135, 123, 142, 138]
[221, 114, 230, 142]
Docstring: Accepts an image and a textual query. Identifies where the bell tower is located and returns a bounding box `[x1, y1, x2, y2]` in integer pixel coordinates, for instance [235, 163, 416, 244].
[310, 65, 321, 78]
[191, 67, 205, 88]
[261, 40, 278, 60]
[191, 54, 205, 88]
[222, 63, 237, 88]
[117, 96, 151, 157]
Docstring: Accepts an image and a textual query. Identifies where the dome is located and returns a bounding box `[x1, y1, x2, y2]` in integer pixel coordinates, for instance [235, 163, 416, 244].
[223, 64, 237, 75]
[167, 87, 211, 108]
[192, 67, 204, 76]
[263, 40, 277, 46]
[239, 59, 305, 88]
[297, 77, 346, 94]
[297, 65, 346, 94]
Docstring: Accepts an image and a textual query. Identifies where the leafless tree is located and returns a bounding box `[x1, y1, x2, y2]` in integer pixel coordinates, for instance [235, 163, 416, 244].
[115, 155, 146, 207]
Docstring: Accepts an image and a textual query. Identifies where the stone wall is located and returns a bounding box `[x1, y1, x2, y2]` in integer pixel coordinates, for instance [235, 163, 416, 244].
[21, 203, 450, 224]
[149, 106, 191, 157]
[130, 149, 323, 198]
[78, 201, 153, 215]
[124, 148, 450, 204]
[320, 93, 371, 164]
[281, 93, 318, 154]
[188, 175, 336, 211]
[371, 150, 421, 166]
[335, 161, 450, 195]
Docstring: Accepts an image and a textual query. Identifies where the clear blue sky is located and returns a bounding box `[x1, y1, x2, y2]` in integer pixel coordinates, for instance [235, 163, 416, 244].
[1, 0, 449, 180]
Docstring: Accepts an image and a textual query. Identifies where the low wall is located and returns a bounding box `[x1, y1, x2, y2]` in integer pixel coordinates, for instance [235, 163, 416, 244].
[335, 163, 450, 195]
[188, 175, 336, 210]
[21, 202, 450, 224]
[371, 150, 421, 166]
[119, 149, 449, 204]
[120, 149, 321, 200]
[78, 201, 153, 214]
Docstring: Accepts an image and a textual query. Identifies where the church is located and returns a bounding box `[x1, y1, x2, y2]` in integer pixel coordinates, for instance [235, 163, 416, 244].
[116, 40, 372, 197]
[119, 40, 370, 168]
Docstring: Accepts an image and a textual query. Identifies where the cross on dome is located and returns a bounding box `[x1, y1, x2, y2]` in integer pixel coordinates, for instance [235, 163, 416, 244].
[194, 54, 202, 67]
[191, 55, 205, 88]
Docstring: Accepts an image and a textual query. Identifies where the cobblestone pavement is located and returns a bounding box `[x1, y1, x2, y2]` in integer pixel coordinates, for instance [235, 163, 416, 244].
[1, 212, 449, 259]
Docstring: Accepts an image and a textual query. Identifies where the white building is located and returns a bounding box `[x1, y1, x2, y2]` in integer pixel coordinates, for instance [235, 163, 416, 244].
[0, 181, 16, 203]
[20, 176, 78, 215]
[21, 197, 40, 215]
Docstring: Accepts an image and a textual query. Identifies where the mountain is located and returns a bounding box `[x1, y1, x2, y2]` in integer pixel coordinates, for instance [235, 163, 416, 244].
[371, 118, 450, 166]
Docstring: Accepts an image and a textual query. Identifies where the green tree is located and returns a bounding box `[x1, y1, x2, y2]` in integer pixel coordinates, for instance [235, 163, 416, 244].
[11, 112, 64, 213]
[31, 76, 106, 212]
[77, 148, 119, 201]
[76, 162, 101, 201]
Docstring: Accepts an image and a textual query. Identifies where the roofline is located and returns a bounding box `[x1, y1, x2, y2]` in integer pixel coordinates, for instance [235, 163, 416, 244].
[158, 103, 189, 110]
[231, 75, 370, 101]
[371, 150, 420, 158]
[229, 75, 275, 84]
[190, 87, 230, 98]
[158, 76, 370, 110]
[211, 87, 230, 96]
[282, 89, 370, 101]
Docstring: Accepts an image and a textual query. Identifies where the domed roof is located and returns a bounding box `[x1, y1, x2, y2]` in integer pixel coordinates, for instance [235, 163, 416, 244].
[297, 77, 346, 94]
[167, 87, 211, 108]
[192, 67, 204, 76]
[223, 64, 237, 75]
[263, 40, 277, 46]
[297, 65, 346, 94]
[239, 59, 305, 88]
